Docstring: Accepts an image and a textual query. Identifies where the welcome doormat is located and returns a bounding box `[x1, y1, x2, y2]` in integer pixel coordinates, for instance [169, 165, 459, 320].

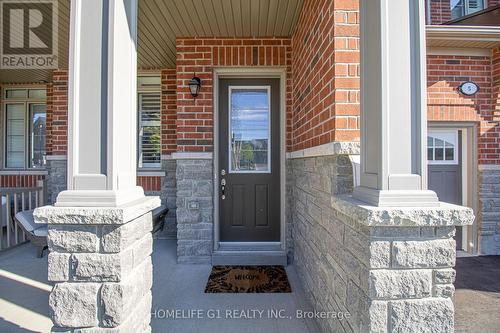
[205, 266, 292, 293]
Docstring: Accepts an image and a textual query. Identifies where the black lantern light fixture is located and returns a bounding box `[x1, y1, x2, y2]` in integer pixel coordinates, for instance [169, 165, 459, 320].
[188, 75, 201, 98]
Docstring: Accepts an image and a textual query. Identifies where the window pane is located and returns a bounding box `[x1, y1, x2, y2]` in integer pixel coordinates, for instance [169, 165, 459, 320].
[435, 138, 444, 147]
[445, 148, 454, 161]
[427, 136, 433, 147]
[30, 104, 46, 168]
[427, 148, 433, 161]
[5, 89, 27, 99]
[435, 148, 444, 160]
[451, 0, 484, 19]
[467, 0, 484, 14]
[229, 88, 270, 172]
[6, 104, 25, 168]
[138, 93, 161, 168]
[28, 89, 46, 99]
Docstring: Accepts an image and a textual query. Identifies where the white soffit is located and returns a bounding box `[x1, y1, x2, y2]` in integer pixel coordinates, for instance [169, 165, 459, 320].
[426, 25, 500, 49]
[0, 0, 304, 83]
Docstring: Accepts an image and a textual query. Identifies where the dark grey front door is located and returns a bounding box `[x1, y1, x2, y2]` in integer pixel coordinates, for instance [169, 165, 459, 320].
[218, 78, 280, 242]
[427, 130, 463, 249]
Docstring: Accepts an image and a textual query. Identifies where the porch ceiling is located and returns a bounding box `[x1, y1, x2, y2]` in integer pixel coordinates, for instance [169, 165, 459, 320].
[0, 0, 304, 84]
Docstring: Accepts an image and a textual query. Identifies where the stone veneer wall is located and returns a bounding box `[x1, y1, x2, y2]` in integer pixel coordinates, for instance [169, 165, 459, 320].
[36, 197, 160, 332]
[287, 154, 354, 263]
[290, 154, 472, 332]
[46, 159, 67, 204]
[478, 168, 500, 254]
[157, 159, 177, 239]
[176, 159, 213, 263]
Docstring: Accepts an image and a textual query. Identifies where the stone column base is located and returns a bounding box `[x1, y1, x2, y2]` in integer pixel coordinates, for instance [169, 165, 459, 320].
[294, 194, 474, 333]
[34, 196, 160, 332]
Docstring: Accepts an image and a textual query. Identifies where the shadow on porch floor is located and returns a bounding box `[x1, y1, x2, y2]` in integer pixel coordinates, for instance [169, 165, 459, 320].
[0, 240, 320, 333]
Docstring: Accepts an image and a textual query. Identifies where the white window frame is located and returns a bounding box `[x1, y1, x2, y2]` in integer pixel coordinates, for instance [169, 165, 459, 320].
[428, 129, 459, 165]
[2, 87, 47, 170]
[228, 85, 272, 174]
[137, 74, 161, 170]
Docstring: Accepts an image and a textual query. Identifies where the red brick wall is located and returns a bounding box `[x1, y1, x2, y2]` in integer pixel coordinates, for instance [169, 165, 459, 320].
[137, 176, 161, 191]
[46, 70, 68, 156]
[176, 37, 292, 152]
[428, 0, 452, 24]
[428, 0, 500, 24]
[291, 0, 360, 151]
[161, 69, 177, 154]
[493, 46, 500, 141]
[427, 54, 499, 164]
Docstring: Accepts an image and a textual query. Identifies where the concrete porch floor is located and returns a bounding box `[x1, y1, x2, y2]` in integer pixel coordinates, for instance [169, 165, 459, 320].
[2, 240, 500, 333]
[0, 240, 321, 333]
[454, 255, 500, 333]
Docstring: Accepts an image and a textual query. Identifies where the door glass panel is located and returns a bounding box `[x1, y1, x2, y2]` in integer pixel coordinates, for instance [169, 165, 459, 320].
[427, 130, 459, 165]
[229, 87, 270, 173]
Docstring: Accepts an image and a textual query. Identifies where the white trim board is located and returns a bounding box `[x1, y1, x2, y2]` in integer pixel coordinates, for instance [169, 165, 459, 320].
[46, 155, 68, 161]
[478, 164, 500, 171]
[137, 171, 166, 177]
[427, 47, 492, 56]
[171, 152, 213, 160]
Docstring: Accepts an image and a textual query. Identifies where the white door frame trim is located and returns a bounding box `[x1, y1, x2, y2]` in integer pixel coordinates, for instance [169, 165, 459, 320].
[428, 122, 478, 253]
[212, 67, 287, 251]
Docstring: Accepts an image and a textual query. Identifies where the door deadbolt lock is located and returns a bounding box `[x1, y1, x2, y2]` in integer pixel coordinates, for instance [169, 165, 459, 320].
[221, 169, 226, 176]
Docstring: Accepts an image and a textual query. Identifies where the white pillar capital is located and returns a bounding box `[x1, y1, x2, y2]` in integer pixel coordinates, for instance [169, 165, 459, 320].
[353, 0, 439, 207]
[56, 0, 143, 207]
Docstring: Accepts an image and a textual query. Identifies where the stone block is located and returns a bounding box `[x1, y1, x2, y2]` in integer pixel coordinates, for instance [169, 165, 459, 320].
[49, 283, 99, 328]
[101, 283, 128, 327]
[368, 269, 432, 299]
[72, 253, 129, 282]
[434, 268, 455, 284]
[392, 239, 455, 268]
[369, 301, 388, 333]
[132, 233, 153, 268]
[390, 298, 454, 333]
[48, 253, 71, 282]
[433, 284, 455, 298]
[48, 225, 99, 253]
[369, 241, 390, 268]
[101, 213, 151, 253]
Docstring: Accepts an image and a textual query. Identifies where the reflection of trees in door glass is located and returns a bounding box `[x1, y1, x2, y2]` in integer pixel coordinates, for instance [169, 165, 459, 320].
[230, 88, 270, 172]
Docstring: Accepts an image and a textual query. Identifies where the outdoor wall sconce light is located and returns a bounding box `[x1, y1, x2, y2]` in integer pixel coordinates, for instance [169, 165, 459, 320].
[188, 75, 201, 98]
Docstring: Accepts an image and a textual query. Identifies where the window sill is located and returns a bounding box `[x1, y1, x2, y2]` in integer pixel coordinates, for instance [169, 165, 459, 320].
[0, 170, 48, 176]
[137, 170, 165, 177]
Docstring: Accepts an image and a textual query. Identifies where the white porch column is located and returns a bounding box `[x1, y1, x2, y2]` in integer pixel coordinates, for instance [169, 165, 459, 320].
[56, 0, 143, 207]
[353, 0, 439, 207]
[34, 1, 160, 332]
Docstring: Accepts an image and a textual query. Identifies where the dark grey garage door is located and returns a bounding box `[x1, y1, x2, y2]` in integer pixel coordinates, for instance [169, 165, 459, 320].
[427, 130, 463, 249]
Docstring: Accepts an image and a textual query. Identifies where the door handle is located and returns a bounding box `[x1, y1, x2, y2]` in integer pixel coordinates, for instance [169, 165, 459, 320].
[221, 178, 226, 200]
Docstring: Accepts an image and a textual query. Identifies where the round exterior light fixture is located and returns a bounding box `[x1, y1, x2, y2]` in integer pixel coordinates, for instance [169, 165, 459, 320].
[188, 76, 201, 98]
